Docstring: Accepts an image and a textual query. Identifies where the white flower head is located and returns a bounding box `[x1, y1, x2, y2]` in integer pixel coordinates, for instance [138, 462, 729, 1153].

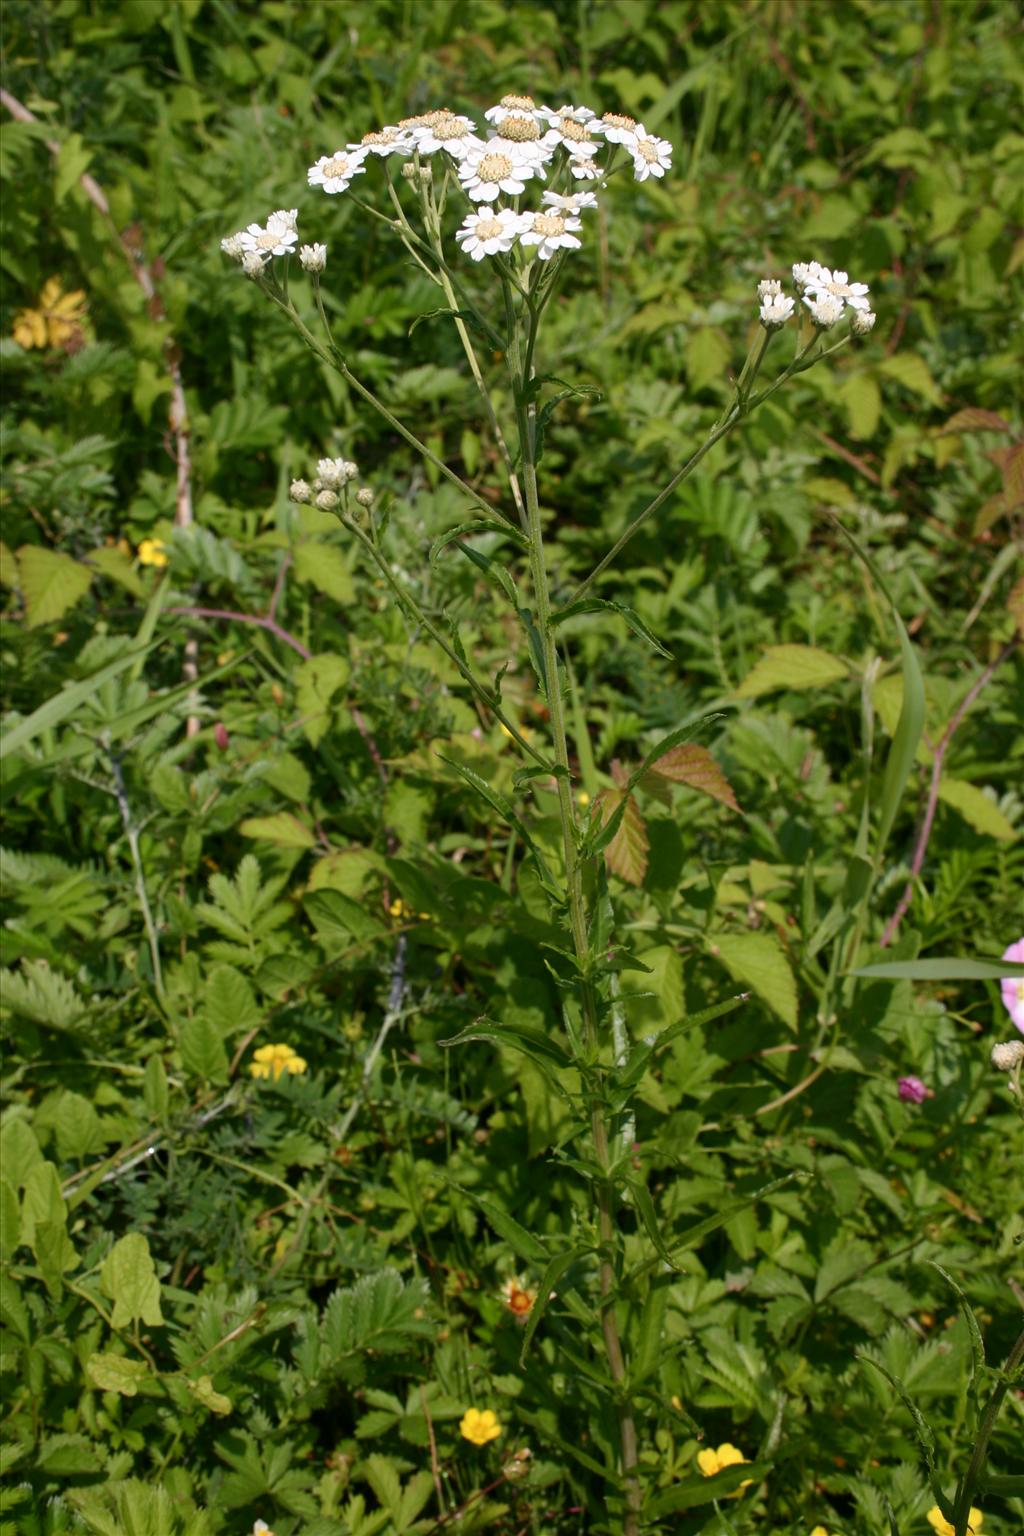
[315, 488, 339, 511]
[598, 111, 641, 145]
[300, 243, 327, 273]
[289, 479, 311, 503]
[851, 307, 877, 335]
[810, 266, 872, 311]
[568, 153, 603, 181]
[220, 231, 246, 261]
[317, 457, 355, 487]
[488, 112, 554, 167]
[239, 219, 298, 263]
[308, 149, 368, 194]
[803, 292, 845, 328]
[458, 145, 535, 202]
[520, 209, 583, 262]
[757, 278, 782, 300]
[411, 113, 482, 159]
[542, 189, 599, 213]
[268, 208, 298, 233]
[630, 125, 672, 181]
[543, 111, 601, 156]
[792, 260, 829, 290]
[992, 1039, 1024, 1071]
[484, 93, 548, 127]
[760, 292, 795, 329]
[241, 250, 266, 277]
[544, 103, 597, 128]
[455, 207, 529, 261]
[351, 125, 412, 157]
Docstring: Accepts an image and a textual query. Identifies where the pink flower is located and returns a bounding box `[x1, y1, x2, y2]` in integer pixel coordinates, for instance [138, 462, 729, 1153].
[1001, 937, 1024, 1034]
[897, 1076, 927, 1104]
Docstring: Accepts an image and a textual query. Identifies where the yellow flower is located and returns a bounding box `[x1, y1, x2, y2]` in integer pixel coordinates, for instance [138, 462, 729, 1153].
[388, 897, 429, 921]
[927, 1509, 983, 1536]
[810, 1528, 832, 1536]
[249, 1043, 308, 1081]
[459, 1407, 502, 1446]
[12, 277, 87, 349]
[696, 1443, 753, 1496]
[137, 538, 169, 568]
[576, 790, 591, 808]
[499, 1276, 536, 1320]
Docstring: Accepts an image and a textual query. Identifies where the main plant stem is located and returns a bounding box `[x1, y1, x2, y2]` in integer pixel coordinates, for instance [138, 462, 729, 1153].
[516, 384, 642, 1531]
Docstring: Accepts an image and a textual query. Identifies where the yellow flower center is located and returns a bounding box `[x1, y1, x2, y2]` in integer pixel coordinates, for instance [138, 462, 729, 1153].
[603, 112, 636, 130]
[497, 115, 540, 142]
[559, 118, 591, 143]
[323, 155, 352, 179]
[433, 117, 469, 142]
[636, 138, 659, 162]
[474, 217, 504, 240]
[532, 213, 565, 237]
[501, 94, 535, 111]
[477, 152, 513, 181]
[362, 129, 396, 146]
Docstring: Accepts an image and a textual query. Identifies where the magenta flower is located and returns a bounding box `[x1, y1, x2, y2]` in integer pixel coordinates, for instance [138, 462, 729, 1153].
[897, 1076, 927, 1104]
[1000, 937, 1024, 1034]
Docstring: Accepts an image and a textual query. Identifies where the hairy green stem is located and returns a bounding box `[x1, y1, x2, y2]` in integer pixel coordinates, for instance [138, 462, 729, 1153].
[954, 1326, 1024, 1534]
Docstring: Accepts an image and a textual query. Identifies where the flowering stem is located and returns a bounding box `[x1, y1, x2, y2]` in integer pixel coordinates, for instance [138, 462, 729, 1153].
[953, 1325, 1024, 1535]
[513, 336, 643, 1532]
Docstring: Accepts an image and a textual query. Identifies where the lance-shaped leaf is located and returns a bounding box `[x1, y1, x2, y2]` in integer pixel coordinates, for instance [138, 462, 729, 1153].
[645, 1461, 770, 1517]
[551, 597, 673, 660]
[437, 754, 560, 897]
[429, 519, 529, 564]
[647, 742, 741, 812]
[853, 957, 1024, 981]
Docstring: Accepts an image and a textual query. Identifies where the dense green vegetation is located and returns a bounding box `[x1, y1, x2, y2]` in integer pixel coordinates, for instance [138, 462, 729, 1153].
[1, 2, 1022, 1534]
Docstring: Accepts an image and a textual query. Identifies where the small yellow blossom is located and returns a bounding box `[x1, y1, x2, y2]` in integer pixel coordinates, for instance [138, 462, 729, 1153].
[459, 1407, 502, 1446]
[696, 1443, 753, 1495]
[499, 1276, 536, 1320]
[810, 1527, 832, 1536]
[576, 790, 591, 808]
[388, 897, 429, 921]
[249, 1043, 308, 1081]
[137, 538, 169, 568]
[13, 277, 87, 349]
[927, 1509, 983, 1536]
[498, 721, 532, 742]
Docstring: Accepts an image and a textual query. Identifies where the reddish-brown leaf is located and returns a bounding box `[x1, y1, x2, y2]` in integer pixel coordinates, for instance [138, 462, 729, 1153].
[1002, 443, 1024, 509]
[594, 789, 649, 886]
[648, 744, 741, 813]
[939, 407, 1011, 436]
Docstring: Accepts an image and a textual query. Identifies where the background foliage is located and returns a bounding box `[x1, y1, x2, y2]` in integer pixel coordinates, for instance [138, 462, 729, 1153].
[1, 1, 1022, 1533]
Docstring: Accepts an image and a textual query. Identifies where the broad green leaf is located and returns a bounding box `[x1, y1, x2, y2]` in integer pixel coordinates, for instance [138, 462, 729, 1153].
[735, 644, 848, 699]
[441, 1018, 573, 1073]
[471, 1193, 549, 1265]
[709, 932, 798, 1028]
[36, 1433, 101, 1476]
[54, 1091, 103, 1161]
[15, 546, 93, 628]
[53, 132, 92, 202]
[648, 743, 740, 811]
[645, 1461, 768, 1516]
[180, 1014, 229, 1083]
[186, 1374, 233, 1415]
[936, 778, 1017, 841]
[294, 652, 350, 748]
[854, 957, 1024, 981]
[0, 1117, 43, 1189]
[878, 353, 943, 406]
[19, 1160, 67, 1250]
[85, 544, 145, 597]
[840, 372, 882, 439]
[304, 888, 387, 949]
[685, 326, 730, 392]
[100, 1232, 164, 1328]
[86, 1353, 150, 1396]
[0, 960, 85, 1028]
[293, 541, 355, 604]
[205, 965, 261, 1036]
[143, 1053, 169, 1121]
[0, 1180, 20, 1259]
[239, 811, 317, 848]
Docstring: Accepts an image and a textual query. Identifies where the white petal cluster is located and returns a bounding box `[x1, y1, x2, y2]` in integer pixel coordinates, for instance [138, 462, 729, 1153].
[760, 292, 795, 328]
[792, 260, 875, 332]
[803, 292, 845, 329]
[308, 149, 368, 194]
[456, 208, 530, 262]
[300, 242, 327, 273]
[237, 209, 299, 268]
[519, 209, 583, 262]
[289, 455, 361, 512]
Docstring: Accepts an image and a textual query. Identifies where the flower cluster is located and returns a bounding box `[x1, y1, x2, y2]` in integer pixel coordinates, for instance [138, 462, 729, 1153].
[222, 96, 672, 275]
[696, 1442, 754, 1495]
[289, 455, 361, 513]
[756, 262, 875, 334]
[249, 1043, 307, 1080]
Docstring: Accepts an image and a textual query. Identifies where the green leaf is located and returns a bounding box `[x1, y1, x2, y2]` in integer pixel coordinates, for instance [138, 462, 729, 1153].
[19, 1161, 67, 1250]
[100, 1232, 164, 1328]
[471, 1193, 549, 1266]
[440, 1018, 573, 1073]
[666, 1175, 798, 1262]
[86, 1353, 150, 1396]
[0, 960, 85, 1028]
[186, 1374, 233, 1415]
[292, 541, 355, 604]
[35, 1433, 101, 1476]
[205, 965, 261, 1036]
[304, 888, 387, 949]
[839, 372, 883, 439]
[551, 598, 673, 659]
[709, 933, 797, 1029]
[645, 1461, 768, 1516]
[853, 957, 1024, 981]
[85, 544, 145, 597]
[53, 132, 92, 203]
[239, 811, 317, 848]
[735, 644, 848, 698]
[429, 520, 529, 564]
[518, 1247, 583, 1365]
[936, 778, 1017, 841]
[437, 754, 559, 896]
[685, 326, 730, 392]
[594, 788, 649, 885]
[180, 1014, 229, 1083]
[0, 1118, 43, 1190]
[0, 1180, 20, 1260]
[648, 742, 740, 811]
[144, 1053, 169, 1121]
[15, 545, 93, 628]
[878, 353, 943, 407]
[294, 652, 350, 748]
[1, 643, 164, 761]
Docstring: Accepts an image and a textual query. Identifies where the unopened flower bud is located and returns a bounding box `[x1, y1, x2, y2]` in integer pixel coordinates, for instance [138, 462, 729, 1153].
[991, 1039, 1024, 1071]
[214, 722, 230, 752]
[401, 161, 419, 181]
[241, 250, 264, 278]
[418, 165, 432, 183]
[356, 487, 374, 507]
[317, 458, 343, 486]
[897, 1075, 927, 1104]
[300, 242, 327, 273]
[315, 488, 339, 511]
[342, 460, 358, 481]
[757, 278, 782, 300]
[289, 479, 311, 503]
[220, 232, 245, 261]
[851, 308, 877, 336]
